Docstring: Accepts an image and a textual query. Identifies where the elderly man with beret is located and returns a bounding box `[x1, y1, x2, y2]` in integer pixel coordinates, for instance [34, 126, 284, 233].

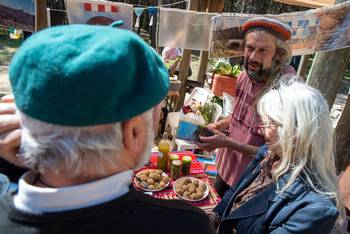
[196, 16, 295, 197]
[0, 24, 216, 234]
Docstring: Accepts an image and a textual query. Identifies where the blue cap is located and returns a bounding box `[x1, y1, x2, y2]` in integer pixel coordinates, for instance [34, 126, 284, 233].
[9, 24, 169, 126]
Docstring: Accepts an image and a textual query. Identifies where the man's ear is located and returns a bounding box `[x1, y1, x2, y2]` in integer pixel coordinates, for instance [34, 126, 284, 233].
[122, 116, 146, 155]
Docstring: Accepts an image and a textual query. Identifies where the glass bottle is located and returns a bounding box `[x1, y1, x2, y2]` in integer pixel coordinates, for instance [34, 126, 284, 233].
[157, 133, 171, 172]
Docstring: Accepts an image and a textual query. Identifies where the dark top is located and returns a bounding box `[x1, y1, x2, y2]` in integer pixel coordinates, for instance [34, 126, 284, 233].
[0, 186, 216, 234]
[214, 145, 339, 234]
[0, 158, 27, 182]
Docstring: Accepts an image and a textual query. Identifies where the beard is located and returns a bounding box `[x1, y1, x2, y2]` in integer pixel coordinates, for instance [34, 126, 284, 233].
[134, 125, 155, 169]
[244, 58, 273, 83]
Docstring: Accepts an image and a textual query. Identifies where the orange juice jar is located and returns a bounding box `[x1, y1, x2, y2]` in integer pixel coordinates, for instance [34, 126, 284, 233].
[157, 133, 171, 172]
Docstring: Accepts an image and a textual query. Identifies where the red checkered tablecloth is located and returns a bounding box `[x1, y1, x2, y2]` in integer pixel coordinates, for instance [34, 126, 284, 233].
[133, 152, 221, 213]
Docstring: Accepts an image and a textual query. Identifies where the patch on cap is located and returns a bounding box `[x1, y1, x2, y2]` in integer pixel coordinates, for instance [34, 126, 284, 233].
[242, 17, 292, 41]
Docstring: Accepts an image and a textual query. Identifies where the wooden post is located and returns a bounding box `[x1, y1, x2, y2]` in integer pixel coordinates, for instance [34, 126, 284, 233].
[296, 54, 310, 79]
[335, 91, 350, 173]
[150, 0, 158, 48]
[156, 0, 163, 53]
[195, 0, 225, 87]
[176, 0, 200, 110]
[35, 0, 48, 32]
[306, 49, 350, 108]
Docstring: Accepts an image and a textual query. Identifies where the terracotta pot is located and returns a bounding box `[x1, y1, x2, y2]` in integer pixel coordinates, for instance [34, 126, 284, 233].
[211, 74, 237, 97]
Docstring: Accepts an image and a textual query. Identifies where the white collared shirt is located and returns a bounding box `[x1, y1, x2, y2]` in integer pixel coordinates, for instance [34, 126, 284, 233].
[14, 170, 133, 214]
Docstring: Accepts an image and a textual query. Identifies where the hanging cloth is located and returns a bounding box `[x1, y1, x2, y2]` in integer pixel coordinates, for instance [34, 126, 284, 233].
[147, 7, 157, 27]
[133, 7, 145, 28]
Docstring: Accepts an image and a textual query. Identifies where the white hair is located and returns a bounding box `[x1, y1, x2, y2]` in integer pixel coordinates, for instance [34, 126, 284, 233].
[257, 76, 343, 216]
[19, 109, 154, 178]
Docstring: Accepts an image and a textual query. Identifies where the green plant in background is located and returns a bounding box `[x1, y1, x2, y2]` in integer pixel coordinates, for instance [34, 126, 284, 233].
[165, 56, 181, 70]
[210, 96, 223, 108]
[212, 60, 241, 77]
[197, 102, 216, 125]
[0, 35, 23, 66]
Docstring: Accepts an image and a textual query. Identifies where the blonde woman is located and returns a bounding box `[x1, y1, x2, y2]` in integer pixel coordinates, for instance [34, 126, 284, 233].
[207, 77, 342, 234]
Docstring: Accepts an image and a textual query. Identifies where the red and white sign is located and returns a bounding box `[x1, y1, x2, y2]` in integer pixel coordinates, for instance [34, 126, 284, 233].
[83, 3, 119, 13]
[67, 0, 133, 30]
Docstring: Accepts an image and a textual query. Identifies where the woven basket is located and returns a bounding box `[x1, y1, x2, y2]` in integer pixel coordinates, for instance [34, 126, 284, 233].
[211, 74, 237, 97]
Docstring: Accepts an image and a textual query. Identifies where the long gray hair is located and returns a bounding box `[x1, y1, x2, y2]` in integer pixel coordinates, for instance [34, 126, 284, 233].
[257, 77, 343, 217]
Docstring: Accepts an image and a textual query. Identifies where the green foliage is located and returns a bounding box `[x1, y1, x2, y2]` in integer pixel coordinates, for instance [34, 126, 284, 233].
[0, 35, 23, 66]
[212, 60, 241, 77]
[197, 102, 216, 125]
[210, 96, 223, 108]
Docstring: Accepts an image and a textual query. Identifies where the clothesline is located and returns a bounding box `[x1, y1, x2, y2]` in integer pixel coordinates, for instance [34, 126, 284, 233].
[138, 0, 188, 8]
[47, 0, 189, 13]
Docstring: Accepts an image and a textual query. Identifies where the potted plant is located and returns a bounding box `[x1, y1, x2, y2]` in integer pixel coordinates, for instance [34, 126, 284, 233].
[211, 60, 240, 97]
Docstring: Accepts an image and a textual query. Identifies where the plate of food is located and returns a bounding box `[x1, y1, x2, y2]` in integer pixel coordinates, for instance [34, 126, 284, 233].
[173, 177, 209, 202]
[134, 169, 170, 192]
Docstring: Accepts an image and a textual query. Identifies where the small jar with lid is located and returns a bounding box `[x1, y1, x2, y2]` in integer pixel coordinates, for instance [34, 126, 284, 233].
[168, 153, 179, 171]
[181, 155, 192, 175]
[171, 160, 182, 180]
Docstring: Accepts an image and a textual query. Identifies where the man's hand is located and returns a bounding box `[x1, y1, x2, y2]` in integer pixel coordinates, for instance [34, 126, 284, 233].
[0, 95, 22, 166]
[195, 126, 230, 152]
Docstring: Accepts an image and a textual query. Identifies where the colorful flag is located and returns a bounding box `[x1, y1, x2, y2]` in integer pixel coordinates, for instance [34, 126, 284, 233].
[133, 7, 145, 28]
[147, 7, 157, 27]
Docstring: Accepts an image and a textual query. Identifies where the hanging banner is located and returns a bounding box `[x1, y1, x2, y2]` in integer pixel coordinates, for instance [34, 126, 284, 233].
[209, 12, 318, 58]
[158, 8, 217, 51]
[159, 2, 350, 56]
[274, 0, 335, 8]
[209, 1, 350, 58]
[314, 1, 350, 52]
[279, 11, 318, 55]
[66, 0, 133, 30]
[0, 0, 35, 32]
[209, 15, 251, 58]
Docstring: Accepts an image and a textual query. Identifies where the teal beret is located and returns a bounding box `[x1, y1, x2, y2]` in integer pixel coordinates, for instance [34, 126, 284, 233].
[9, 24, 169, 126]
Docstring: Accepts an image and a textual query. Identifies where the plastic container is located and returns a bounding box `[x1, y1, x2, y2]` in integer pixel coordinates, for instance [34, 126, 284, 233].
[211, 74, 237, 97]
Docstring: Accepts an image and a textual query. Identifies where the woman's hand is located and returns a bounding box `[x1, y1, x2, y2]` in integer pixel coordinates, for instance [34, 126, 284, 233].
[0, 95, 22, 166]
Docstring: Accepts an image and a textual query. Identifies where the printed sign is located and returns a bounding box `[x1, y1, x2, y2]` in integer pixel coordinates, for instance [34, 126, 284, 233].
[66, 0, 133, 30]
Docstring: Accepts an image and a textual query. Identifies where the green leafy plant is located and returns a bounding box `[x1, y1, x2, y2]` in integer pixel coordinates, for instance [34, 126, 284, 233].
[212, 60, 241, 77]
[210, 96, 223, 108]
[197, 103, 216, 125]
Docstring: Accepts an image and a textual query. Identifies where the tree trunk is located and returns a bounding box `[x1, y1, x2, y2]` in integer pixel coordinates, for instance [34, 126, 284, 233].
[296, 54, 311, 79]
[335, 93, 350, 173]
[307, 49, 350, 108]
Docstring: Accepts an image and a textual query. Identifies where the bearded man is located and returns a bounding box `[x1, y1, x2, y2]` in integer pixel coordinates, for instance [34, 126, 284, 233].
[196, 17, 295, 197]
